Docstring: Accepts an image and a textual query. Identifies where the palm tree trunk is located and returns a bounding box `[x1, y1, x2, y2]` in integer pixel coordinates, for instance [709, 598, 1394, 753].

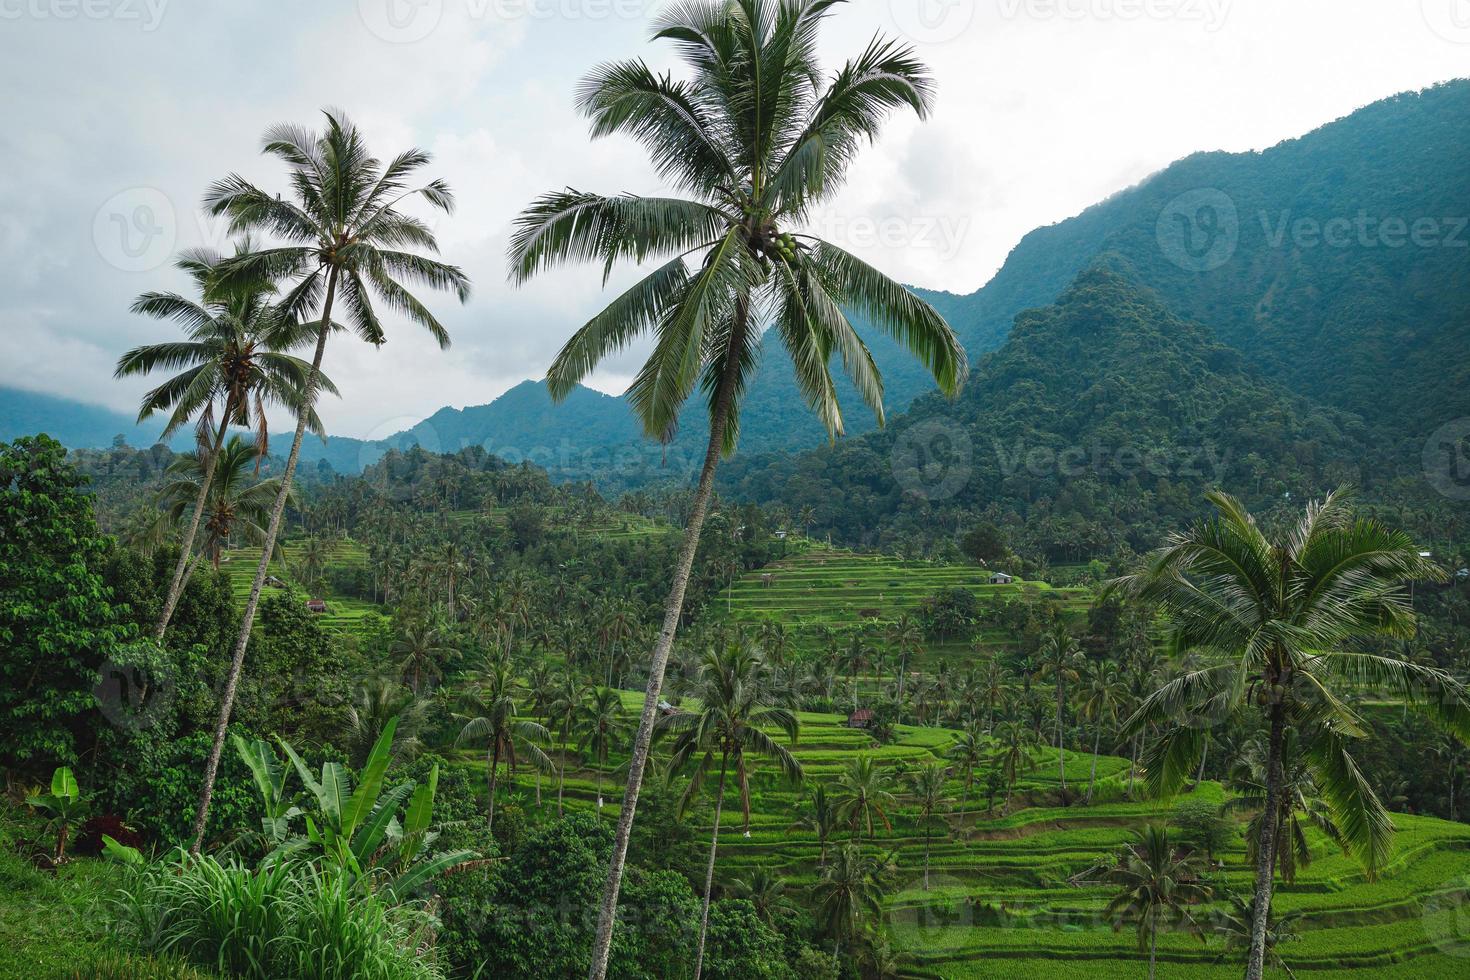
[1148, 923, 1158, 980]
[487, 743, 500, 834]
[586, 309, 747, 980]
[557, 731, 568, 816]
[692, 754, 728, 980]
[188, 269, 337, 855]
[1055, 687, 1067, 794]
[923, 821, 932, 890]
[1196, 735, 1209, 785]
[896, 652, 908, 724]
[154, 411, 231, 640]
[1247, 701, 1287, 980]
[1086, 726, 1102, 804]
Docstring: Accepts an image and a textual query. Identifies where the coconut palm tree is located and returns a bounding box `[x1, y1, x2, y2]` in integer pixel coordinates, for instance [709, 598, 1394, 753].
[730, 868, 793, 928]
[811, 843, 887, 959]
[992, 719, 1040, 810]
[579, 687, 630, 809]
[789, 782, 840, 868]
[188, 111, 469, 853]
[1109, 490, 1463, 980]
[343, 675, 429, 768]
[945, 726, 986, 821]
[549, 671, 587, 815]
[887, 614, 924, 721]
[1078, 659, 1124, 804]
[841, 633, 875, 712]
[661, 642, 802, 980]
[836, 755, 896, 841]
[154, 436, 292, 574]
[393, 623, 453, 694]
[1213, 893, 1305, 978]
[1104, 824, 1212, 980]
[797, 505, 817, 539]
[908, 762, 950, 890]
[1223, 732, 1344, 885]
[509, 5, 966, 968]
[117, 244, 330, 640]
[454, 657, 551, 835]
[1037, 626, 1082, 796]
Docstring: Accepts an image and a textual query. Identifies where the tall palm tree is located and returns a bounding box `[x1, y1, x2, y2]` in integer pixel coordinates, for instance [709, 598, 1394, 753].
[155, 435, 292, 573]
[549, 671, 587, 815]
[789, 782, 840, 868]
[1037, 626, 1082, 796]
[117, 245, 329, 640]
[907, 762, 950, 890]
[579, 687, 630, 809]
[841, 633, 874, 712]
[454, 657, 551, 834]
[188, 111, 469, 853]
[509, 6, 966, 969]
[811, 843, 887, 959]
[660, 642, 802, 980]
[992, 719, 1039, 810]
[945, 727, 986, 821]
[392, 624, 453, 694]
[886, 614, 924, 721]
[1109, 490, 1463, 980]
[1103, 824, 1212, 980]
[1078, 659, 1124, 805]
[836, 755, 896, 840]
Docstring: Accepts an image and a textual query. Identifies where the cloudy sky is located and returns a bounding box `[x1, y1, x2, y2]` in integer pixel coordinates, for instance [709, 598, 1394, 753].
[2, 0, 1466, 439]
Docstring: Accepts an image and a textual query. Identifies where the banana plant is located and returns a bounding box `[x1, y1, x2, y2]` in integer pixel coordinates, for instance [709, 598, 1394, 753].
[26, 767, 88, 862]
[267, 716, 476, 898]
[233, 733, 300, 844]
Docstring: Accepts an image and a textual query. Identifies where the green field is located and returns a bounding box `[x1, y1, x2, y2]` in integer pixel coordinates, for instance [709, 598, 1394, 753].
[217, 537, 381, 634]
[460, 698, 1470, 979]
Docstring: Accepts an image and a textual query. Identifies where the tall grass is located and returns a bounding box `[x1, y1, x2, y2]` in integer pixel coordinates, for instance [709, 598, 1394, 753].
[114, 854, 443, 980]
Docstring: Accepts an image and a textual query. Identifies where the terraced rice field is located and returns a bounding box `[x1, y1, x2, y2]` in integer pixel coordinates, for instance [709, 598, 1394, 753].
[457, 700, 1470, 979]
[217, 537, 380, 634]
[723, 548, 1091, 629]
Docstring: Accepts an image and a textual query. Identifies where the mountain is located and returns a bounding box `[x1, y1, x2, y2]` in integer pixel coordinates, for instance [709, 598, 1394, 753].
[721, 263, 1378, 558]
[7, 82, 1463, 488]
[344, 78, 1466, 483]
[0, 387, 161, 449]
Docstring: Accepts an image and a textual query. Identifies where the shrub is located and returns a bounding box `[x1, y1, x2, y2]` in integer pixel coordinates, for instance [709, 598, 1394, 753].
[73, 814, 145, 858]
[114, 854, 444, 980]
